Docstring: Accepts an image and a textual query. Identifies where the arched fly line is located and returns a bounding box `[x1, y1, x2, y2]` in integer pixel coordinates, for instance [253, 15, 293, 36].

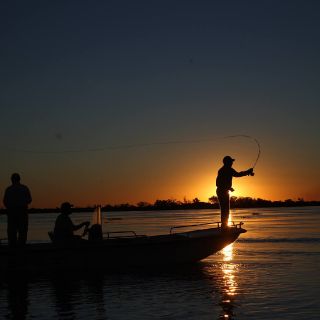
[5, 134, 261, 168]
[223, 135, 261, 169]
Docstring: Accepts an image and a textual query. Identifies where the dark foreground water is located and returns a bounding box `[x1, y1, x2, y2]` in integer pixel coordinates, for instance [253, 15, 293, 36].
[0, 207, 319, 319]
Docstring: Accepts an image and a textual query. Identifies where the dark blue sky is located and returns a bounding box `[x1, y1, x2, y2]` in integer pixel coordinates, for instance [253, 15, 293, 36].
[1, 1, 319, 206]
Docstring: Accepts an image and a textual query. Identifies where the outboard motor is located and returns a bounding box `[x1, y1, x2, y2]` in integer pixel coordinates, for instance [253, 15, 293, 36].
[88, 224, 103, 241]
[88, 205, 103, 241]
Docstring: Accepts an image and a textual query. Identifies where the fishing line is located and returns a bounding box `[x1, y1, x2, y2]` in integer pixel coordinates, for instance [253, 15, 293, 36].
[4, 135, 261, 168]
[223, 135, 261, 169]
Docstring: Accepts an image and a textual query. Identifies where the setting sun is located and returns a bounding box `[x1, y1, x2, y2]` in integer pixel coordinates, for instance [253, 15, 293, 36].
[0, 1, 319, 319]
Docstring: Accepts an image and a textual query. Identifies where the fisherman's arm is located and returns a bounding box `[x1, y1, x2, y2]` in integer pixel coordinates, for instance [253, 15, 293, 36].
[26, 187, 32, 204]
[73, 221, 90, 231]
[232, 168, 254, 177]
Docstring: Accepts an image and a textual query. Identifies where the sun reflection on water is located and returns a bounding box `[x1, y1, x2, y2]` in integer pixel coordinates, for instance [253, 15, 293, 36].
[223, 243, 233, 262]
[219, 242, 238, 319]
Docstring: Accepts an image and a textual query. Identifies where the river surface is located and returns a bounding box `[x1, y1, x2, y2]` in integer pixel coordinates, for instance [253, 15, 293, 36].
[0, 206, 319, 319]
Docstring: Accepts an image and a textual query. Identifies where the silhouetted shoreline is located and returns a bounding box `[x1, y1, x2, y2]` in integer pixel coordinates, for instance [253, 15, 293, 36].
[1, 197, 319, 214]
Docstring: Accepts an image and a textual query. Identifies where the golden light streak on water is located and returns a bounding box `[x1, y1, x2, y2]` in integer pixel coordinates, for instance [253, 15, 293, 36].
[219, 243, 238, 318]
[222, 243, 233, 262]
[222, 244, 237, 296]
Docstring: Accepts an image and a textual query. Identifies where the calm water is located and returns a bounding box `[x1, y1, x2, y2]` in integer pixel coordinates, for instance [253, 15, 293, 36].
[0, 206, 319, 319]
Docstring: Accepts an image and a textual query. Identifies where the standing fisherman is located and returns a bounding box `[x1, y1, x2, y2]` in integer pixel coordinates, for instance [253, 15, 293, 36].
[3, 173, 32, 247]
[216, 156, 254, 228]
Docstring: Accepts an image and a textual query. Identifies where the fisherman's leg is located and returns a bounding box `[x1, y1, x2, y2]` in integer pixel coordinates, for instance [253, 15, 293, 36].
[17, 213, 28, 246]
[217, 191, 229, 228]
[7, 214, 18, 247]
[223, 194, 230, 227]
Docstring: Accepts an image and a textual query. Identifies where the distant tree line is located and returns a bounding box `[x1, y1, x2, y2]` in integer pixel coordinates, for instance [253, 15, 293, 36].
[0, 197, 319, 214]
[101, 197, 320, 212]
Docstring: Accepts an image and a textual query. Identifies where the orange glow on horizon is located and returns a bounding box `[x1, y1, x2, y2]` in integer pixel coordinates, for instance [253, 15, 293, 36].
[1, 156, 319, 208]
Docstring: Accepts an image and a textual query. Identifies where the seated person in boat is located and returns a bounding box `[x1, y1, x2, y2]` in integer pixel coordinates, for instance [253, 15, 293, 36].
[53, 202, 90, 242]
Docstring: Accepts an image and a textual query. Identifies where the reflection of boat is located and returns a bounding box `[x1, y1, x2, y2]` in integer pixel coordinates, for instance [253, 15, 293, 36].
[0, 222, 246, 272]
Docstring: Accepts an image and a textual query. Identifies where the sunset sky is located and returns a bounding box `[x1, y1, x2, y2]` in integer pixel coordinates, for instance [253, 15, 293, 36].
[1, 1, 319, 207]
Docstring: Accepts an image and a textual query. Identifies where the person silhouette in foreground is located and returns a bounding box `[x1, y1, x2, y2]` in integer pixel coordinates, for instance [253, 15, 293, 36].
[53, 202, 90, 243]
[216, 156, 254, 229]
[3, 173, 32, 247]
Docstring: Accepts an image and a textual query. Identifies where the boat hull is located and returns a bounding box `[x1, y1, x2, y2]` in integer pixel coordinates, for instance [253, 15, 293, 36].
[0, 227, 245, 272]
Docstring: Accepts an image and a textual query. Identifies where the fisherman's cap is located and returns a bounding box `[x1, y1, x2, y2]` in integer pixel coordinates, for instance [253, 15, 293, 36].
[60, 202, 73, 211]
[223, 156, 235, 164]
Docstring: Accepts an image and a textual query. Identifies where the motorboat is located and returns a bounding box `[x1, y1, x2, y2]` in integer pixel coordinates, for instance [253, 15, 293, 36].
[0, 221, 246, 272]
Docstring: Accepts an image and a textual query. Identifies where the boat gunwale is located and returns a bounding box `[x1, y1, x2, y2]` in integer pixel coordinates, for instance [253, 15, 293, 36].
[0, 225, 246, 256]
